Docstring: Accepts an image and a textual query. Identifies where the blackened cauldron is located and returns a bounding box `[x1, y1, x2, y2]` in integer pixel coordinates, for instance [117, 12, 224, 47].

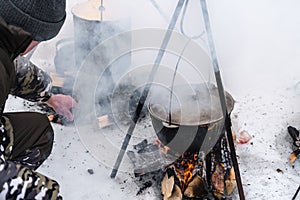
[148, 83, 234, 155]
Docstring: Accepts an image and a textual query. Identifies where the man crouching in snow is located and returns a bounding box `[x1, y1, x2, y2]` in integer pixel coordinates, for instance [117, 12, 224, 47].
[0, 0, 77, 199]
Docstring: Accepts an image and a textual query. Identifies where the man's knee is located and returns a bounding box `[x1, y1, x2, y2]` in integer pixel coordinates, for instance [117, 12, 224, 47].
[32, 112, 54, 163]
[7, 112, 55, 169]
[38, 112, 54, 147]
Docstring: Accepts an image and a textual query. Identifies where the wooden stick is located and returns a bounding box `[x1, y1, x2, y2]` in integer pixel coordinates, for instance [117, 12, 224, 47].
[50, 72, 65, 87]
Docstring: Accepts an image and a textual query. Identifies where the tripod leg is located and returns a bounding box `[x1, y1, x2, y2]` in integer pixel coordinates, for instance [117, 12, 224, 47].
[225, 113, 245, 200]
[110, 0, 186, 179]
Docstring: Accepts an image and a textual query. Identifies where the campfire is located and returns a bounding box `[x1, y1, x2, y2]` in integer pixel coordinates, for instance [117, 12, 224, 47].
[161, 152, 208, 199]
[128, 131, 237, 200]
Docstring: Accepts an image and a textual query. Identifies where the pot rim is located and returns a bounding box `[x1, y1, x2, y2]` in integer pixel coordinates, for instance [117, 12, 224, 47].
[148, 84, 235, 126]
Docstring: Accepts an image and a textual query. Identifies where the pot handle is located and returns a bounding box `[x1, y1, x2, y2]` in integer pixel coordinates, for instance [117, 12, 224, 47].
[162, 121, 179, 129]
[55, 37, 74, 52]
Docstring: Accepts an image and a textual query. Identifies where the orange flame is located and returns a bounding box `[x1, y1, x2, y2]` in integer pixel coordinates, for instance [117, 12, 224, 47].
[174, 153, 198, 191]
[155, 139, 199, 192]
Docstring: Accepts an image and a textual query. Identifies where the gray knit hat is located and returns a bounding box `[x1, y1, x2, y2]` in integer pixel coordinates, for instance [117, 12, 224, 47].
[0, 0, 66, 41]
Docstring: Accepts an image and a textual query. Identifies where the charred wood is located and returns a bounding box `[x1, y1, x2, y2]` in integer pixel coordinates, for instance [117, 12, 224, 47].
[288, 126, 300, 163]
[288, 126, 300, 147]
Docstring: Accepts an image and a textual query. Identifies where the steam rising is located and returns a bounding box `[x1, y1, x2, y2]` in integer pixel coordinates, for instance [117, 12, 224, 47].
[149, 83, 234, 126]
[64, 0, 222, 169]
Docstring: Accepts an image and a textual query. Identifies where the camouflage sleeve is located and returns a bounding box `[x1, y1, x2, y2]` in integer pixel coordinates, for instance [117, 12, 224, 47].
[0, 158, 62, 200]
[10, 56, 53, 102]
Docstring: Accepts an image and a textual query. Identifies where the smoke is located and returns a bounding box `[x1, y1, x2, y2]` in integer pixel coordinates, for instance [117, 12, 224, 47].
[67, 0, 214, 115]
[204, 0, 300, 97]
[65, 0, 229, 171]
[25, 0, 300, 179]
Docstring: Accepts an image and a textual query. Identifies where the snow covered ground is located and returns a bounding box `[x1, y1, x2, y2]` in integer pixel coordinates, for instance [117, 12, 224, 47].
[5, 0, 300, 199]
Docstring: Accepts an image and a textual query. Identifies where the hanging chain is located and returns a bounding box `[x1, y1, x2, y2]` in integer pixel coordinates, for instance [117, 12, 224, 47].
[99, 0, 105, 21]
[180, 0, 205, 40]
[168, 39, 191, 125]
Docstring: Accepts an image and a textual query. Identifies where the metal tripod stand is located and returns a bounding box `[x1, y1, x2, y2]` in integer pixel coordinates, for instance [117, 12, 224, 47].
[110, 0, 245, 199]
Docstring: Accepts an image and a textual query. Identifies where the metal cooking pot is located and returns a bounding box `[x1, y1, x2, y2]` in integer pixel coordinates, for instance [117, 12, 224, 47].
[54, 37, 76, 75]
[72, 0, 115, 68]
[148, 83, 234, 155]
[71, 0, 131, 69]
[71, 0, 131, 116]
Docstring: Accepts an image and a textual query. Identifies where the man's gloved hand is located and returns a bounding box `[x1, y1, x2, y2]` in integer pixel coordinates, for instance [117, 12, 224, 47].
[45, 94, 77, 121]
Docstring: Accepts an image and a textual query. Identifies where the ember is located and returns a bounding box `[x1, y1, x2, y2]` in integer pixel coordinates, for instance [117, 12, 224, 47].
[162, 152, 209, 199]
[170, 153, 201, 191]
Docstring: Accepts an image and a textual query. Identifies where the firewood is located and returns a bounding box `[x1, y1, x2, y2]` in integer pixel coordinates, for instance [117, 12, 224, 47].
[97, 115, 113, 128]
[50, 72, 65, 87]
[165, 184, 182, 200]
[287, 126, 300, 163]
[130, 132, 237, 199]
[290, 149, 300, 163]
[136, 181, 152, 195]
[231, 127, 237, 143]
[161, 173, 174, 198]
[211, 164, 225, 199]
[288, 126, 300, 147]
[290, 152, 297, 164]
[184, 175, 208, 198]
[225, 167, 237, 195]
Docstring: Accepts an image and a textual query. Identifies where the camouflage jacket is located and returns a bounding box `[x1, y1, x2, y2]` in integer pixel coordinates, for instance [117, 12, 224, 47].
[0, 17, 60, 199]
[11, 56, 52, 103]
[0, 18, 52, 117]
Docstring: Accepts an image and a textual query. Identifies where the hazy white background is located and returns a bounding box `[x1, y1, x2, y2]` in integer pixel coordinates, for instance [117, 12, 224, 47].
[5, 0, 300, 199]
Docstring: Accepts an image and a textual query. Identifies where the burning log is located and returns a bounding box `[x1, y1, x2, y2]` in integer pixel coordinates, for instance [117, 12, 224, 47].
[171, 152, 206, 192]
[161, 170, 182, 200]
[160, 133, 236, 199]
[161, 168, 184, 200]
[207, 133, 236, 199]
[161, 152, 209, 199]
[211, 164, 225, 199]
[161, 172, 175, 198]
[225, 167, 237, 195]
[184, 175, 208, 198]
[128, 133, 237, 199]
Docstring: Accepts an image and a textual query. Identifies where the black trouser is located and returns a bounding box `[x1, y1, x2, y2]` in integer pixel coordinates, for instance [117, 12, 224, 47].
[0, 112, 62, 200]
[5, 112, 54, 169]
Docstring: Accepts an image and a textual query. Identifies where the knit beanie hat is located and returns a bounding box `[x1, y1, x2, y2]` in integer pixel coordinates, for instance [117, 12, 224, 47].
[0, 0, 66, 41]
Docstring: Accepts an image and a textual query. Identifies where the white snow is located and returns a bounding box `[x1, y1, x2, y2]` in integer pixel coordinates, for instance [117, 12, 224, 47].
[4, 0, 300, 199]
